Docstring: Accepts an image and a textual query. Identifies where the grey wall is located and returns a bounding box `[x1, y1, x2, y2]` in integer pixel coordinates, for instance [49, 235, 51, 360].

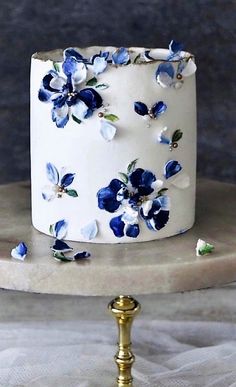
[0, 0, 235, 184]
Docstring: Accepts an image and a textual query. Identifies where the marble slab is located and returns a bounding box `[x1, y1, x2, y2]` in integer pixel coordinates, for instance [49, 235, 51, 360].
[0, 179, 236, 296]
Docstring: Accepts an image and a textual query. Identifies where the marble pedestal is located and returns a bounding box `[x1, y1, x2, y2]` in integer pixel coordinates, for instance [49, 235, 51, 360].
[0, 179, 235, 296]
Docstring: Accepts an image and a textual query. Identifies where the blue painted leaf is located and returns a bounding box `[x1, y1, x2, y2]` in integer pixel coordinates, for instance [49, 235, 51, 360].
[134, 101, 148, 116]
[164, 160, 182, 179]
[81, 220, 98, 240]
[74, 251, 91, 260]
[46, 163, 59, 185]
[51, 239, 73, 253]
[60, 173, 75, 187]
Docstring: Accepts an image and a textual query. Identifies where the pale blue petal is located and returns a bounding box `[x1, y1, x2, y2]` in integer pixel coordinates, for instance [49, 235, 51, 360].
[11, 242, 28, 261]
[46, 163, 59, 185]
[92, 56, 108, 75]
[53, 220, 68, 239]
[158, 195, 171, 211]
[100, 120, 117, 141]
[81, 220, 98, 240]
[71, 100, 89, 120]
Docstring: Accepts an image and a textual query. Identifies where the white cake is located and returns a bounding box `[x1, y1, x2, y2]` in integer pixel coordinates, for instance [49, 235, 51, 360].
[31, 42, 197, 243]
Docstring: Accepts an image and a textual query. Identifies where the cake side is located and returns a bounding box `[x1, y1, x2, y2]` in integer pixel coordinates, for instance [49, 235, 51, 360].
[30, 45, 197, 243]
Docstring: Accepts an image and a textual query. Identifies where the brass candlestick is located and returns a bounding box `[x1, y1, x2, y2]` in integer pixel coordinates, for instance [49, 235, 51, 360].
[108, 295, 141, 386]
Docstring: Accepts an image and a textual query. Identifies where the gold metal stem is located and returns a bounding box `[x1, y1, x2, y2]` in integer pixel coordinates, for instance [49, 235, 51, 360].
[108, 295, 141, 386]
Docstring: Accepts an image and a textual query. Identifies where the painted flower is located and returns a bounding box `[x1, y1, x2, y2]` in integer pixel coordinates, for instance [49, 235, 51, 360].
[158, 127, 183, 150]
[134, 101, 167, 120]
[156, 57, 197, 89]
[38, 48, 103, 128]
[42, 162, 78, 201]
[11, 242, 28, 261]
[112, 47, 130, 65]
[97, 160, 170, 238]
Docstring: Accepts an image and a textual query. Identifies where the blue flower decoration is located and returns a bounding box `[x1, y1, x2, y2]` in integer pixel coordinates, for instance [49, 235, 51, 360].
[156, 40, 197, 89]
[97, 160, 170, 238]
[112, 47, 130, 65]
[134, 101, 167, 119]
[11, 242, 28, 261]
[42, 162, 78, 201]
[38, 48, 103, 128]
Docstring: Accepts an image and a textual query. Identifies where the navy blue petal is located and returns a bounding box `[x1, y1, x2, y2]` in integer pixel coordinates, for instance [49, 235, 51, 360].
[164, 160, 182, 179]
[53, 94, 68, 108]
[78, 88, 103, 111]
[134, 102, 149, 116]
[152, 210, 169, 231]
[64, 48, 85, 62]
[140, 199, 169, 231]
[151, 101, 167, 118]
[126, 224, 140, 238]
[169, 40, 184, 54]
[60, 173, 75, 187]
[156, 63, 175, 79]
[42, 71, 59, 92]
[74, 251, 91, 259]
[109, 215, 125, 237]
[129, 168, 156, 196]
[51, 239, 73, 252]
[97, 179, 125, 213]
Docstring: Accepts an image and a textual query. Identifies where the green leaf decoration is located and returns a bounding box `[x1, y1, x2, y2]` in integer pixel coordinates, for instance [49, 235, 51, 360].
[86, 77, 98, 86]
[53, 62, 60, 72]
[104, 114, 119, 122]
[53, 251, 74, 262]
[127, 159, 139, 174]
[199, 243, 214, 256]
[72, 114, 82, 124]
[66, 189, 78, 197]
[118, 172, 129, 184]
[158, 188, 168, 196]
[49, 224, 53, 235]
[172, 129, 183, 143]
[95, 83, 109, 90]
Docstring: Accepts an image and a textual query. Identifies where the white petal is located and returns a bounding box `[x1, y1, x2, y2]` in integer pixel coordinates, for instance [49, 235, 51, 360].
[72, 62, 87, 87]
[42, 185, 57, 201]
[11, 248, 26, 261]
[174, 81, 183, 89]
[122, 207, 139, 225]
[170, 172, 190, 189]
[81, 220, 98, 240]
[71, 100, 88, 120]
[157, 73, 173, 88]
[55, 104, 69, 119]
[181, 58, 197, 77]
[100, 120, 117, 141]
[50, 76, 66, 91]
[151, 179, 164, 191]
[141, 200, 153, 217]
[196, 239, 206, 256]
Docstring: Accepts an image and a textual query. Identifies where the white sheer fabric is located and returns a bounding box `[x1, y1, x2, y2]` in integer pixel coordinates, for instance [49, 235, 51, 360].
[1, 320, 236, 387]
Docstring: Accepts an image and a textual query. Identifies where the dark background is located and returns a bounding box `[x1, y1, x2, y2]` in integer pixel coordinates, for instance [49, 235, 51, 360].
[0, 0, 235, 184]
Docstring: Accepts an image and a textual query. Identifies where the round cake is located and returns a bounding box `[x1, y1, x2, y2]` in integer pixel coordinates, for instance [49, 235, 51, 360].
[30, 41, 197, 243]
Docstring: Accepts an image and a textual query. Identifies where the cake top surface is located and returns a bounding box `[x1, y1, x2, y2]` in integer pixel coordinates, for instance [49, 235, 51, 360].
[32, 40, 194, 65]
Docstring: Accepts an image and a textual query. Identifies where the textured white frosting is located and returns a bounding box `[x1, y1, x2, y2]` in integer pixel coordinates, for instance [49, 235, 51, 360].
[31, 46, 197, 243]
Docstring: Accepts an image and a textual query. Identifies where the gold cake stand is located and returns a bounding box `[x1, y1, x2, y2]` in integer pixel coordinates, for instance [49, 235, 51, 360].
[0, 179, 236, 386]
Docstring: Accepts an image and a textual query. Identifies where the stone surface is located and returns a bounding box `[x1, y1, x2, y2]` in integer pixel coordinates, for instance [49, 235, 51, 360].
[0, 0, 235, 184]
[0, 179, 236, 296]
